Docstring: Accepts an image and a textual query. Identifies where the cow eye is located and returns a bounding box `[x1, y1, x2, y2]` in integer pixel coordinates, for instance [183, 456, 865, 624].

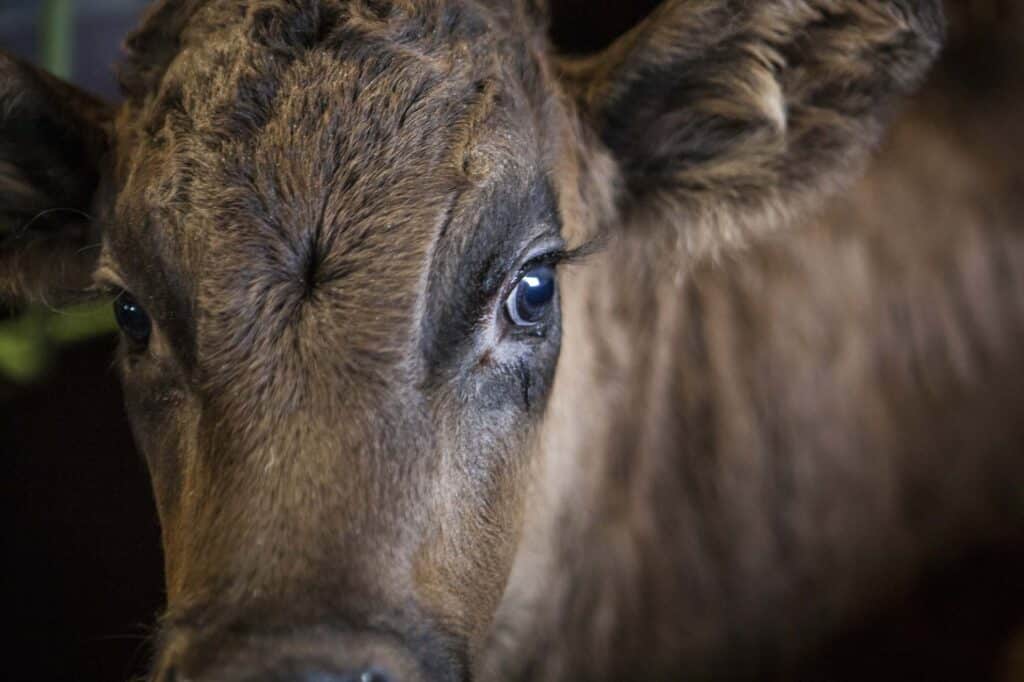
[113, 292, 152, 345]
[505, 264, 556, 327]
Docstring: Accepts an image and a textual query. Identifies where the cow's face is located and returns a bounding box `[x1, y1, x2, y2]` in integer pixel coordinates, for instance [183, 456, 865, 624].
[101, 2, 573, 679]
[0, 0, 942, 679]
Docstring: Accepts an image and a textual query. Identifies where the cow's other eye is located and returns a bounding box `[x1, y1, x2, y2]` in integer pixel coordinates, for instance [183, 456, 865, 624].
[505, 264, 556, 327]
[114, 292, 152, 345]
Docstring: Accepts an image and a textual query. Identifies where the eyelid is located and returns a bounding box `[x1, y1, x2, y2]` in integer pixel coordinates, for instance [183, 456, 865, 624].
[519, 234, 567, 270]
[523, 248, 568, 270]
[512, 231, 594, 283]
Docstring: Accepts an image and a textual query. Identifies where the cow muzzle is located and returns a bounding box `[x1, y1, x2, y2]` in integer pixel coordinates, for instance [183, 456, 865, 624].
[152, 625, 445, 682]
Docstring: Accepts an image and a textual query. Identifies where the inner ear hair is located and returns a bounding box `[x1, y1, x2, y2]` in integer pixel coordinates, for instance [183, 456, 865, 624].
[557, 0, 945, 254]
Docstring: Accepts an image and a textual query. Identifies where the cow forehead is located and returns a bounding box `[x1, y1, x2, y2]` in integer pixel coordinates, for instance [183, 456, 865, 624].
[105, 0, 549, 393]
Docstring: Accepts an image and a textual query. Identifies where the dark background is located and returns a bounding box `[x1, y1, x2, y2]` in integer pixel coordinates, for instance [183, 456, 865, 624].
[2, 2, 1023, 681]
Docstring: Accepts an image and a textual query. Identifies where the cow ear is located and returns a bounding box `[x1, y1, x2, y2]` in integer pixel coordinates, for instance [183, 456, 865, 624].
[558, 1, 944, 253]
[0, 51, 112, 306]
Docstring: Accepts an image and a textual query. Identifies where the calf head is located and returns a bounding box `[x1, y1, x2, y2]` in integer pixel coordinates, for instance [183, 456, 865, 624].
[0, 1, 942, 680]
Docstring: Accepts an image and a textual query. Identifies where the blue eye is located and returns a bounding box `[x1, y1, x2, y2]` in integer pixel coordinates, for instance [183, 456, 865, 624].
[505, 264, 556, 327]
[113, 292, 152, 345]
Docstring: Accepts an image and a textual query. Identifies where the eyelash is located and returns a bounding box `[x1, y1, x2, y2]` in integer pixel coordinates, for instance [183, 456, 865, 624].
[501, 241, 594, 301]
[517, 249, 568, 279]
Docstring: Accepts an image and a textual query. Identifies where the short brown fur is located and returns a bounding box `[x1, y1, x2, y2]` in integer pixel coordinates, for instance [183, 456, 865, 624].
[2, 1, 1021, 680]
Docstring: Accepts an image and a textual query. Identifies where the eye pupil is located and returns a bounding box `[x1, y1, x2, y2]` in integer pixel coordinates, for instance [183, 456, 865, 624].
[113, 292, 152, 344]
[506, 264, 556, 326]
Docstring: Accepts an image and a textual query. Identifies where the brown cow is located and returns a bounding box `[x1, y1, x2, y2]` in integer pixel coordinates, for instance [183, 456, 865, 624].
[2, 1, 1022, 680]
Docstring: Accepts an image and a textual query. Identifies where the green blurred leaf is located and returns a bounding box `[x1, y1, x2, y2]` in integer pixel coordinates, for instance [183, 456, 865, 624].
[39, 0, 75, 78]
[0, 302, 116, 384]
[48, 301, 117, 344]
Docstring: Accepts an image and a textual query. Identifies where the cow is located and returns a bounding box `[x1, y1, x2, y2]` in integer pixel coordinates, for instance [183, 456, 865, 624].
[2, 0, 1022, 680]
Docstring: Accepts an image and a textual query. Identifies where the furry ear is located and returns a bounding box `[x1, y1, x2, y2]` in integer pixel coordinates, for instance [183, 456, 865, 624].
[558, 0, 944, 253]
[0, 51, 112, 305]
[117, 0, 207, 98]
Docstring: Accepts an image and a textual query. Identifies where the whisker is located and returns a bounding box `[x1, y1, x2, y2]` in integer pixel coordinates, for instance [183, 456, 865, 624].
[76, 241, 104, 255]
[10, 206, 94, 238]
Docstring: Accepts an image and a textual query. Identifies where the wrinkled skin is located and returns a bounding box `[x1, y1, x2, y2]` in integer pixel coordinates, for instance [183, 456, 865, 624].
[5, 1, 1024, 681]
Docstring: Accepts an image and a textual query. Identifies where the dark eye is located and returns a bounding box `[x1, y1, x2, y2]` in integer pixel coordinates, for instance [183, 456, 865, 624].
[113, 292, 152, 345]
[505, 264, 556, 327]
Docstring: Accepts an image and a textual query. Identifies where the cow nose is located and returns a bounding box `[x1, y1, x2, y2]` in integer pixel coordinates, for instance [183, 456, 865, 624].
[152, 627, 427, 682]
[158, 663, 396, 682]
[299, 671, 392, 682]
